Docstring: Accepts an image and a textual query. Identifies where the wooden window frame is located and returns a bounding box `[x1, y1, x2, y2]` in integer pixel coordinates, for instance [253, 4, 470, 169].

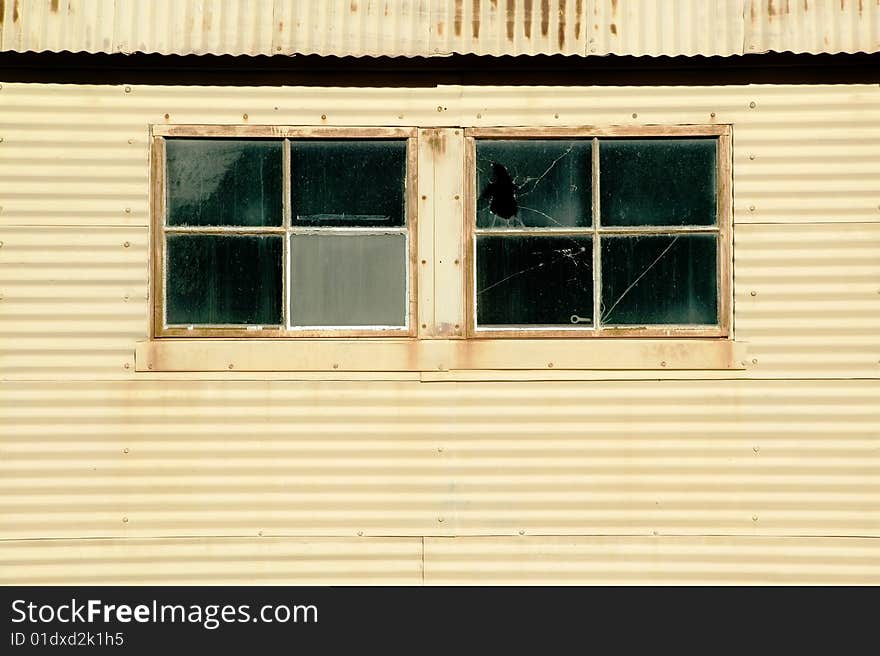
[464, 125, 732, 339]
[150, 125, 419, 339]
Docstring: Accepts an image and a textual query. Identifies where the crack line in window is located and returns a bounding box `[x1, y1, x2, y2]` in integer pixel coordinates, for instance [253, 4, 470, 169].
[601, 235, 680, 323]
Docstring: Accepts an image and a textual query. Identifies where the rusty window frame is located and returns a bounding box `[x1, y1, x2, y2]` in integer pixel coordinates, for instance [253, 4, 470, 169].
[464, 125, 733, 339]
[150, 125, 419, 339]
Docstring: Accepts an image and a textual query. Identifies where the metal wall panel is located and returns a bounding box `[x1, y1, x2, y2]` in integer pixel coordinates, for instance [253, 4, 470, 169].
[1, 1, 878, 58]
[0, 537, 424, 584]
[1, 81, 879, 583]
[424, 536, 880, 584]
[2, 380, 878, 539]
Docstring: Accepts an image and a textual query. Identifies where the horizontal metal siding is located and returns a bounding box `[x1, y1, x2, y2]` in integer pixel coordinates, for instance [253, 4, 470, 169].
[1, 1, 878, 57]
[1, 83, 878, 380]
[424, 536, 880, 584]
[2, 380, 878, 539]
[0, 537, 424, 584]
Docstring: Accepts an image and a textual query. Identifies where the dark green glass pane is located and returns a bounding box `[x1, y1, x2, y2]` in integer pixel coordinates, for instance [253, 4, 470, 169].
[476, 140, 592, 229]
[166, 139, 282, 227]
[166, 235, 282, 325]
[290, 234, 407, 327]
[600, 234, 717, 325]
[476, 235, 593, 326]
[599, 139, 716, 226]
[291, 140, 406, 227]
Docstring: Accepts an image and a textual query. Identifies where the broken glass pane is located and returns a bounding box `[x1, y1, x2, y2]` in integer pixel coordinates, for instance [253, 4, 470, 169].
[290, 233, 407, 326]
[291, 140, 406, 227]
[476, 235, 593, 326]
[166, 139, 282, 227]
[599, 139, 716, 227]
[476, 140, 592, 229]
[166, 235, 283, 325]
[600, 234, 717, 325]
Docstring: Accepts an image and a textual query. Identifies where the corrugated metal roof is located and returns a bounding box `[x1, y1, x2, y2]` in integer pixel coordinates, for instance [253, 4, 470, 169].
[0, 1, 878, 58]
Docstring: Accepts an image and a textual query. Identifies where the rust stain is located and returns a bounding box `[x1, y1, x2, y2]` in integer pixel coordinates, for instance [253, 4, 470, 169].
[611, 0, 618, 16]
[0, 0, 5, 27]
[610, 22, 617, 35]
[557, 0, 566, 49]
[490, 0, 498, 8]
[840, 0, 845, 9]
[859, 0, 863, 16]
[473, 0, 481, 39]
[574, 0, 582, 40]
[437, 20, 445, 37]
[524, 0, 533, 39]
[50, 0, 59, 13]
[205, 4, 214, 32]
[454, 0, 463, 36]
[428, 130, 447, 156]
[768, 0, 777, 17]
[13, 0, 18, 23]
[350, 1, 358, 12]
[804, 0, 809, 9]
[540, 0, 550, 36]
[506, 0, 515, 40]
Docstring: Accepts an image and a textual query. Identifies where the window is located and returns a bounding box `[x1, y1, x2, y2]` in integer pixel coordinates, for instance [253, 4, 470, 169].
[151, 127, 417, 338]
[149, 124, 731, 352]
[466, 126, 731, 338]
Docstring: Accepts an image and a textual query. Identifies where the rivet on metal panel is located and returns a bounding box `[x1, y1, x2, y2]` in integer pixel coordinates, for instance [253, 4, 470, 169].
[750, 290, 757, 297]
[421, 195, 427, 200]
[710, 112, 716, 118]
[454, 195, 460, 200]
[128, 138, 135, 145]
[421, 259, 427, 264]
[749, 205, 756, 212]
[454, 324, 460, 331]
[122, 517, 129, 523]
[124, 207, 131, 214]
[398, 115, 404, 120]
[547, 362, 553, 368]
[164, 113, 170, 120]
[274, 106, 279, 111]
[751, 358, 758, 365]
[660, 361, 667, 367]
[123, 448, 129, 454]
[437, 106, 444, 112]
[277, 46, 282, 52]
[258, 530, 263, 536]
[123, 241, 130, 248]
[228, 363, 234, 369]
[749, 101, 757, 109]
[476, 113, 482, 119]
[243, 113, 248, 120]
[421, 324, 427, 329]
[753, 446, 760, 454]
[749, 154, 756, 160]
[454, 130, 459, 135]
[554, 113, 559, 119]
[519, 530, 525, 535]
[752, 515, 758, 522]
[124, 86, 132, 93]
[454, 259, 459, 265]
[437, 447, 443, 453]
[147, 363, 153, 370]
[437, 517, 444, 522]
[332, 363, 339, 369]
[123, 363, 130, 369]
[123, 294, 130, 302]
[631, 113, 638, 119]
[321, 114, 326, 120]
[357, 531, 363, 536]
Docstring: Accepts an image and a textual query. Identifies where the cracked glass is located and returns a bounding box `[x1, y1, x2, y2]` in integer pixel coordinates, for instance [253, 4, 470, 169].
[166, 139, 283, 227]
[600, 234, 718, 326]
[476, 140, 592, 229]
[476, 235, 593, 326]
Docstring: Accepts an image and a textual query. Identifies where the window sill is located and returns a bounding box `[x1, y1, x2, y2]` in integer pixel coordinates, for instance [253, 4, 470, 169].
[135, 339, 747, 373]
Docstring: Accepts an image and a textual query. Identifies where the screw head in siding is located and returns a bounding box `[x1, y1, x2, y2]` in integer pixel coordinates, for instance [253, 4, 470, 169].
[122, 517, 129, 523]
[228, 363, 234, 369]
[123, 363, 130, 369]
[751, 358, 758, 365]
[357, 531, 363, 536]
[519, 530, 525, 535]
[0, 137, 4, 143]
[258, 530, 263, 536]
[753, 446, 760, 454]
[631, 113, 638, 119]
[437, 447, 443, 453]
[332, 363, 339, 369]
[437, 517, 444, 523]
[749, 205, 756, 212]
[147, 363, 153, 370]
[750, 290, 757, 297]
[752, 514, 758, 522]
[710, 112, 716, 118]
[123, 241, 130, 248]
[749, 101, 757, 109]
[123, 448, 129, 454]
[547, 362, 553, 368]
[124, 207, 131, 214]
[164, 113, 170, 120]
[242, 113, 248, 120]
[128, 138, 135, 144]
[554, 113, 559, 119]
[749, 154, 756, 160]
[124, 86, 131, 93]
[660, 361, 667, 367]
[476, 113, 482, 119]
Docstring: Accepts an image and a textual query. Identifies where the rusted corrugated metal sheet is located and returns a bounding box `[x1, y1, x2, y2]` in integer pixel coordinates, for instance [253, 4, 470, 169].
[1, 83, 878, 380]
[1, 81, 879, 583]
[0, 1, 878, 58]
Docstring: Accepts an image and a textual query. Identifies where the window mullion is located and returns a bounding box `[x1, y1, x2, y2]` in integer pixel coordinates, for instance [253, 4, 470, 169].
[592, 137, 601, 332]
[283, 137, 291, 331]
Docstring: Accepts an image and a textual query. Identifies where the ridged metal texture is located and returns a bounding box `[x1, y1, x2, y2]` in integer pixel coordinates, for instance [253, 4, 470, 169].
[1, 82, 879, 583]
[0, 1, 878, 58]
